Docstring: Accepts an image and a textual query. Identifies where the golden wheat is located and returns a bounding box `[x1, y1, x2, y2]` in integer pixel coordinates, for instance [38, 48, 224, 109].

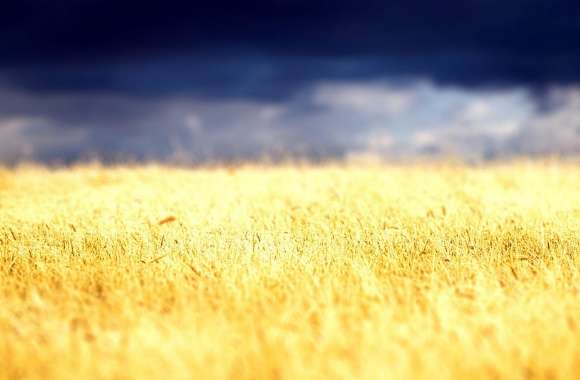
[0, 162, 579, 379]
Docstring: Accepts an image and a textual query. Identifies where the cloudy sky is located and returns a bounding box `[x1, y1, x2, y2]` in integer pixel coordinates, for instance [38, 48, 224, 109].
[1, 0, 579, 163]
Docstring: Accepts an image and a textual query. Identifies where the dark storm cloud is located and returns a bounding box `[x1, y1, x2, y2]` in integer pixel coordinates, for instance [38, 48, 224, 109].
[0, 56, 391, 100]
[1, 0, 580, 98]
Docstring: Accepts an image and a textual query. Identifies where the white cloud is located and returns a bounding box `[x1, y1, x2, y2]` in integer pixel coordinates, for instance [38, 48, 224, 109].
[184, 113, 203, 133]
[312, 81, 417, 116]
[0, 116, 89, 162]
[459, 100, 492, 122]
[509, 86, 580, 155]
[355, 86, 533, 160]
[0, 117, 36, 161]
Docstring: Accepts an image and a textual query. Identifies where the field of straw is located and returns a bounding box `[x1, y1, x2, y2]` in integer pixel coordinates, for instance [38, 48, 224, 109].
[1, 162, 579, 379]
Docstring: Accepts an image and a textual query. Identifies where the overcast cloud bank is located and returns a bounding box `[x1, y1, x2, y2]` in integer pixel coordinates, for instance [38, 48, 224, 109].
[0, 81, 578, 164]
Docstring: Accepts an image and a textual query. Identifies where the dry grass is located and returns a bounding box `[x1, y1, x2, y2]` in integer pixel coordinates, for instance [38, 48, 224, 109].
[0, 162, 579, 379]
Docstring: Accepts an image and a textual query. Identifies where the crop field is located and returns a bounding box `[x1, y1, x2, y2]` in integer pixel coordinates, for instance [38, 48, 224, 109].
[0, 162, 579, 379]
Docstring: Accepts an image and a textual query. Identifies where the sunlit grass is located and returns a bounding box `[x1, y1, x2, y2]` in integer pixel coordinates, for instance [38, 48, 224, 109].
[1, 162, 579, 379]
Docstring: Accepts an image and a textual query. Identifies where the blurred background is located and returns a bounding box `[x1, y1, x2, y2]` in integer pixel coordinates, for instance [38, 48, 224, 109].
[1, 0, 579, 164]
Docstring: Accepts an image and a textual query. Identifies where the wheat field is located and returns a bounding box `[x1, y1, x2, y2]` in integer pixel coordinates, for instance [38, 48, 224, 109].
[0, 162, 579, 379]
